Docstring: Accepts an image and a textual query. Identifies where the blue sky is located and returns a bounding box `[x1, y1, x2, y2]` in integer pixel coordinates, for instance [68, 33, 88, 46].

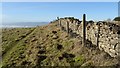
[1, 0, 120, 2]
[2, 2, 118, 23]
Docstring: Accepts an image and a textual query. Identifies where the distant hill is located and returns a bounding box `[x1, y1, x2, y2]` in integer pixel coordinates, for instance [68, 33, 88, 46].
[114, 16, 120, 21]
[2, 22, 49, 28]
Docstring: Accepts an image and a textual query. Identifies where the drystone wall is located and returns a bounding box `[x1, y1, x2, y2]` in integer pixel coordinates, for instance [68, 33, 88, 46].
[56, 18, 120, 58]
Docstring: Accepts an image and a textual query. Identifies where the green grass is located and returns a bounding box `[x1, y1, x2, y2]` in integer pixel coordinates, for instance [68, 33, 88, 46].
[74, 55, 85, 65]
[1, 22, 118, 67]
[1, 28, 36, 67]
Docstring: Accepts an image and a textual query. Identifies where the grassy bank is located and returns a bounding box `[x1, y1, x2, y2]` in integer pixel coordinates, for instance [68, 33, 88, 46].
[1, 22, 118, 67]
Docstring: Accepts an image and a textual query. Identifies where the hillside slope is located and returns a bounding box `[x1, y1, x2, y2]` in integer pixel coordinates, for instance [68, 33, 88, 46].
[1, 22, 119, 67]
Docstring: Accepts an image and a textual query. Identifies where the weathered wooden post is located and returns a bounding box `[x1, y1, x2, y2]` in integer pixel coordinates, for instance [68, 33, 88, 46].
[59, 18, 61, 27]
[57, 17, 60, 26]
[57, 17, 61, 27]
[66, 20, 69, 34]
[96, 23, 100, 46]
[82, 14, 86, 47]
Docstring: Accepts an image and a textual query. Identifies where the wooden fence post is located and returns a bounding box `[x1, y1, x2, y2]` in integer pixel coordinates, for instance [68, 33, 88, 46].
[82, 14, 86, 47]
[57, 17, 60, 26]
[60, 19, 61, 27]
[66, 21, 69, 34]
[57, 17, 61, 27]
[96, 23, 100, 46]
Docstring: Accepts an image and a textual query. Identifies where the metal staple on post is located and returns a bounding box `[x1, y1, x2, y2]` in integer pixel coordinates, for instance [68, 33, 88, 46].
[82, 14, 86, 47]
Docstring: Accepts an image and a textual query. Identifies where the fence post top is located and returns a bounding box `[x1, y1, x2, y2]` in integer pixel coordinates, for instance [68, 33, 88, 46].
[57, 17, 59, 19]
[83, 14, 86, 16]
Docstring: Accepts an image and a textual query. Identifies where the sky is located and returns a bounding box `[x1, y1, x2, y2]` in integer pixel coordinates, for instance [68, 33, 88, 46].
[1, 2, 118, 24]
[118, 2, 120, 16]
[1, 0, 120, 2]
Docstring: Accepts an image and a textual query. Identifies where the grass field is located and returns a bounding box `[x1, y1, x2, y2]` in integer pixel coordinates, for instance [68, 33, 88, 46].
[1, 22, 118, 67]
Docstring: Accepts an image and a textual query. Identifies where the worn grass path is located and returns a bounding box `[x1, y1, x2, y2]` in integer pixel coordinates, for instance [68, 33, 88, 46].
[1, 28, 36, 67]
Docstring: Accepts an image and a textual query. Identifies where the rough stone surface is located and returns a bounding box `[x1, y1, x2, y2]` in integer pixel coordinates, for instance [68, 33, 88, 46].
[58, 18, 120, 58]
